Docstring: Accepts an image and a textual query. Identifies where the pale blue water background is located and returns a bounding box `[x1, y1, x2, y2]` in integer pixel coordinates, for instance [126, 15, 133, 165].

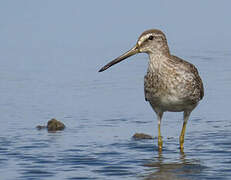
[0, 1, 231, 179]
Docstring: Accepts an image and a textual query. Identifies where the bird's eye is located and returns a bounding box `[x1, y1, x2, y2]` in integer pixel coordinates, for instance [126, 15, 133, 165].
[148, 35, 154, 40]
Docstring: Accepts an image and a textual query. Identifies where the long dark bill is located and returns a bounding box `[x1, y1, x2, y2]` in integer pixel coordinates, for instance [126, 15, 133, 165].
[98, 45, 139, 72]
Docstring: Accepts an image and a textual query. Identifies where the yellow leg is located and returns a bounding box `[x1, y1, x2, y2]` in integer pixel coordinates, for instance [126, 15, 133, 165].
[179, 111, 191, 150]
[156, 111, 163, 151]
[179, 121, 187, 150]
[158, 122, 163, 151]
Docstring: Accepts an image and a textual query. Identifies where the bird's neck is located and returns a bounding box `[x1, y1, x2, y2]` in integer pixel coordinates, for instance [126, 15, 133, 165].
[147, 52, 170, 73]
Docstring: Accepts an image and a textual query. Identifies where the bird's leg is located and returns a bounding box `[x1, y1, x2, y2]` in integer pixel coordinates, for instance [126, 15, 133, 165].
[179, 111, 191, 150]
[157, 111, 163, 151]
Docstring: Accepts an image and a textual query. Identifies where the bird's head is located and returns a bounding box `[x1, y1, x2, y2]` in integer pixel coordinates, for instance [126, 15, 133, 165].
[98, 29, 169, 72]
[137, 29, 169, 54]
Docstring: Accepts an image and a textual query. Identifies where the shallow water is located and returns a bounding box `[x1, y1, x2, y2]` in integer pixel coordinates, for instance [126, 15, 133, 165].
[0, 45, 231, 180]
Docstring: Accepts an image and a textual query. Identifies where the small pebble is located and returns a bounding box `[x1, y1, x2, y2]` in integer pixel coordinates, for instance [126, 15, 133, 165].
[47, 118, 65, 131]
[36, 118, 65, 132]
[132, 133, 153, 139]
[36, 125, 46, 130]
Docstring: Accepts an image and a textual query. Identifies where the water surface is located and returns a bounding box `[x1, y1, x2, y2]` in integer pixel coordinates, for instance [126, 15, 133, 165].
[0, 48, 231, 179]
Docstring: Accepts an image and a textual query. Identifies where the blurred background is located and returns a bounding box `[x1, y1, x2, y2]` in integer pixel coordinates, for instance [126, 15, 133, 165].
[1, 0, 230, 51]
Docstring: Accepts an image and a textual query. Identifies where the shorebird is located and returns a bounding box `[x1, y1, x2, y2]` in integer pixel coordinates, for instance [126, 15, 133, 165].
[99, 29, 204, 151]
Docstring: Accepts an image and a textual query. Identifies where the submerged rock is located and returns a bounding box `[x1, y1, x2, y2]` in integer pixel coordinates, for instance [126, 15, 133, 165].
[47, 118, 65, 131]
[132, 133, 153, 140]
[36, 118, 65, 132]
[36, 125, 47, 130]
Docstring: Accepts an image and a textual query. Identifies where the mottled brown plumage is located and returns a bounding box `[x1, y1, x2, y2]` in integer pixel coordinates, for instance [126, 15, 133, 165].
[99, 29, 204, 151]
[144, 54, 203, 112]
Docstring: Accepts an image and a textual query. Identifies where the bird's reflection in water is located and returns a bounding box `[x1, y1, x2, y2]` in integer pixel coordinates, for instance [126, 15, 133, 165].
[143, 150, 204, 180]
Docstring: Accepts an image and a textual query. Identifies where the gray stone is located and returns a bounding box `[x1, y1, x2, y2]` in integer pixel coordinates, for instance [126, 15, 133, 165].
[47, 118, 65, 131]
[132, 133, 153, 139]
[36, 125, 47, 130]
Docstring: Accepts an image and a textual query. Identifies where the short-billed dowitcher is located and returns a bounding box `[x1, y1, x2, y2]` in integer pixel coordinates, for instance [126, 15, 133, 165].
[99, 29, 204, 151]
